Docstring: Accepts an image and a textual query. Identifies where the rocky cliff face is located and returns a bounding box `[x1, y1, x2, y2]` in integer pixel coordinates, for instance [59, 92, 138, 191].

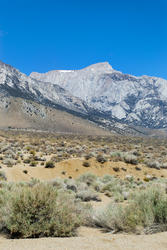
[0, 60, 91, 117]
[31, 62, 167, 129]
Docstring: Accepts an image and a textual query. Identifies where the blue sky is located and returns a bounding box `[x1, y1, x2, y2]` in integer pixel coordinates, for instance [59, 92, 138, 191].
[0, 0, 167, 78]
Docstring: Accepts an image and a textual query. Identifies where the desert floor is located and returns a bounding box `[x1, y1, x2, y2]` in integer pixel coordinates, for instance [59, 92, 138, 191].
[1, 226, 167, 250]
[1, 131, 167, 249]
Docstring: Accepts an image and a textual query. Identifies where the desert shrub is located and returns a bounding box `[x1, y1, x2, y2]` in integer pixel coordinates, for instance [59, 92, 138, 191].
[30, 150, 36, 156]
[91, 179, 103, 192]
[130, 186, 167, 226]
[28, 178, 40, 187]
[76, 189, 100, 202]
[96, 154, 107, 164]
[3, 158, 15, 167]
[77, 175, 102, 192]
[0, 171, 7, 181]
[110, 152, 138, 165]
[146, 161, 161, 170]
[135, 166, 141, 171]
[113, 167, 120, 172]
[93, 202, 142, 233]
[45, 161, 55, 168]
[114, 192, 124, 202]
[48, 178, 65, 190]
[110, 151, 124, 162]
[132, 150, 141, 157]
[82, 161, 90, 167]
[101, 178, 123, 195]
[93, 186, 167, 233]
[65, 179, 77, 193]
[101, 175, 115, 184]
[77, 173, 97, 186]
[30, 161, 37, 167]
[123, 154, 138, 165]
[93, 203, 126, 232]
[84, 153, 93, 160]
[1, 183, 81, 238]
[161, 163, 167, 169]
[33, 156, 45, 161]
[76, 181, 88, 191]
[78, 203, 94, 227]
[23, 158, 31, 164]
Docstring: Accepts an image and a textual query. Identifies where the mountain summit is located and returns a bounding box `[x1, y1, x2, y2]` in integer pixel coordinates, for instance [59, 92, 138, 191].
[82, 62, 114, 72]
[0, 60, 111, 134]
[31, 62, 167, 129]
[1, 59, 167, 135]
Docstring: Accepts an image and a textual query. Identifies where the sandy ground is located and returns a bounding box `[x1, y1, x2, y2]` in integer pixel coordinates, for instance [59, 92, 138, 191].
[1, 158, 167, 249]
[1, 229, 167, 250]
[3, 157, 167, 182]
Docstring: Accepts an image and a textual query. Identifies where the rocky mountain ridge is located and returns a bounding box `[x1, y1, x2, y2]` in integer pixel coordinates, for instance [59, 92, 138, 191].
[0, 59, 167, 136]
[31, 62, 167, 129]
[0, 60, 91, 116]
[0, 60, 115, 135]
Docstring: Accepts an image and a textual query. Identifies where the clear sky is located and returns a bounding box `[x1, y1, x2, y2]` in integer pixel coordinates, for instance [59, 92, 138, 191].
[0, 0, 167, 78]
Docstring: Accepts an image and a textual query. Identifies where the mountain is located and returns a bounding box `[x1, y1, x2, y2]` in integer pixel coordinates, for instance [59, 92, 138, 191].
[31, 62, 167, 129]
[0, 60, 111, 135]
[0, 60, 91, 116]
[0, 97, 111, 135]
[1, 59, 167, 136]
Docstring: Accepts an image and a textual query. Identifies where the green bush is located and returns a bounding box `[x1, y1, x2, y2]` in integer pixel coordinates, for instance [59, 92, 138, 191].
[101, 178, 122, 194]
[1, 183, 81, 238]
[23, 158, 31, 164]
[45, 161, 55, 168]
[30, 161, 37, 167]
[93, 186, 167, 233]
[130, 186, 167, 226]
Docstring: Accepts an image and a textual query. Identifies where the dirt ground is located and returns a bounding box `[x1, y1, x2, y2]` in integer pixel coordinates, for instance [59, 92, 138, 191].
[1, 132, 167, 249]
[1, 229, 167, 250]
[4, 157, 167, 182]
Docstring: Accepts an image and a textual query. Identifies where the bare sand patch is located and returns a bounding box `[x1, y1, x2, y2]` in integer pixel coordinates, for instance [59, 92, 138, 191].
[3, 157, 167, 182]
[1, 231, 167, 250]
